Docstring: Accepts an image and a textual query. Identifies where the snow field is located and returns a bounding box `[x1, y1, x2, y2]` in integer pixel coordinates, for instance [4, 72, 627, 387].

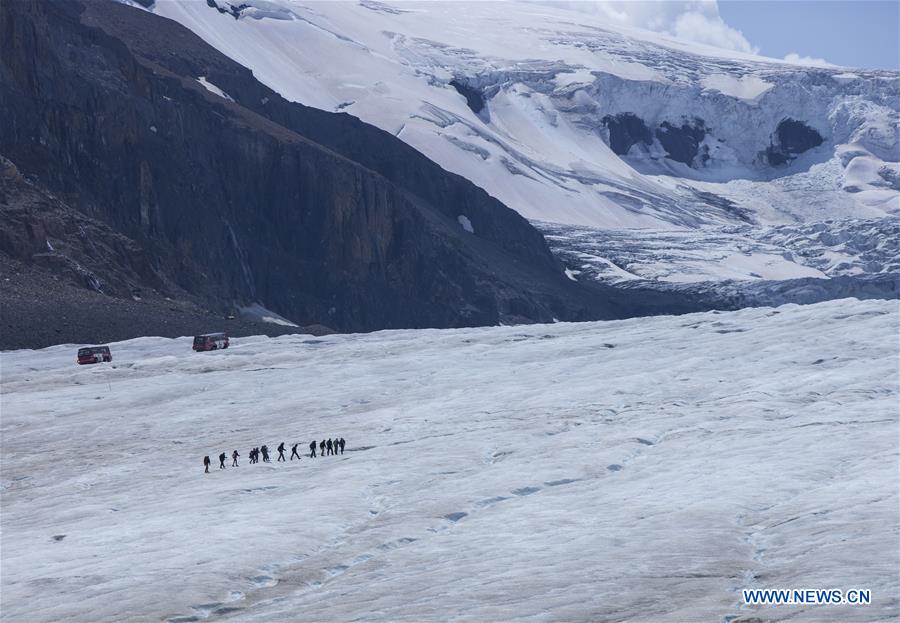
[1, 299, 898, 622]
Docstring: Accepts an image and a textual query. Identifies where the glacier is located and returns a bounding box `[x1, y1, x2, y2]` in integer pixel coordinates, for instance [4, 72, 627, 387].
[146, 0, 898, 228]
[539, 216, 900, 284]
[1, 298, 898, 622]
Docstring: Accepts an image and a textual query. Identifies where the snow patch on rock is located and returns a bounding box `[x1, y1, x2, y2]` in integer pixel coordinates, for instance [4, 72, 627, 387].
[196, 76, 234, 101]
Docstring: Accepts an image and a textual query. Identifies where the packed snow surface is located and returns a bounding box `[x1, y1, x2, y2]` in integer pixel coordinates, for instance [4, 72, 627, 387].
[2, 299, 898, 622]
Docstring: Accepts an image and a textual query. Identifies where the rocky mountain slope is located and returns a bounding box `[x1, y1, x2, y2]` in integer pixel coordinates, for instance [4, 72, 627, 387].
[0, 156, 335, 348]
[1, 0, 658, 339]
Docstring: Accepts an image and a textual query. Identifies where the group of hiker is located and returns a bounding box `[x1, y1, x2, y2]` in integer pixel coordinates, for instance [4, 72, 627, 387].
[203, 438, 346, 473]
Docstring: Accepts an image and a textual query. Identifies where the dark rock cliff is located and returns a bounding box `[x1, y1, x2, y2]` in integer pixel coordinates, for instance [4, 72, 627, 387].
[449, 79, 487, 116]
[765, 118, 824, 166]
[655, 118, 708, 166]
[0, 0, 617, 333]
[0, 154, 164, 298]
[0, 155, 337, 349]
[602, 113, 652, 156]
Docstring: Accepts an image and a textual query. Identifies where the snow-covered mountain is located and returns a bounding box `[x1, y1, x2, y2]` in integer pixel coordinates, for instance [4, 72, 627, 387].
[2, 299, 898, 622]
[148, 0, 899, 232]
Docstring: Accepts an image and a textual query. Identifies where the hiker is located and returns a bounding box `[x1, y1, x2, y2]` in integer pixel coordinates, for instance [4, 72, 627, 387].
[250, 447, 258, 464]
[277, 442, 286, 462]
[319, 439, 326, 456]
[261, 445, 270, 463]
[309, 440, 317, 458]
[219, 452, 227, 469]
[339, 437, 346, 455]
[326, 438, 333, 456]
[232, 450, 240, 467]
[204, 455, 211, 473]
[290, 443, 301, 460]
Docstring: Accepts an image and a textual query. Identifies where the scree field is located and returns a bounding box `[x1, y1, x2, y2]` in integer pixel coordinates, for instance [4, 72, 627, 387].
[1, 299, 898, 623]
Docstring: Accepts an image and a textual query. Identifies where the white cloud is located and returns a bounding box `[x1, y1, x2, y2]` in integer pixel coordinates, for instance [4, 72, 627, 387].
[783, 52, 835, 68]
[528, 1, 758, 54]
[670, 9, 758, 54]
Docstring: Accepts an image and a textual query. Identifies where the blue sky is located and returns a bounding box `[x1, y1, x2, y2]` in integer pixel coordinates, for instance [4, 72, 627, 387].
[547, 1, 899, 71]
[719, 0, 900, 70]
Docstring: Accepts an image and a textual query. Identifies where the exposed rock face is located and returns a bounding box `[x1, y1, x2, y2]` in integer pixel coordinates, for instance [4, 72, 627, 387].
[0, 0, 615, 332]
[0, 255, 334, 350]
[600, 111, 824, 171]
[206, 0, 245, 19]
[765, 118, 824, 166]
[0, 155, 166, 298]
[655, 118, 708, 166]
[602, 113, 652, 156]
[0, 154, 341, 348]
[450, 79, 486, 116]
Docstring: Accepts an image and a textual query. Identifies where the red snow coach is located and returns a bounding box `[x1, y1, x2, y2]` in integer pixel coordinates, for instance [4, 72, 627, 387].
[77, 345, 112, 365]
[193, 332, 229, 352]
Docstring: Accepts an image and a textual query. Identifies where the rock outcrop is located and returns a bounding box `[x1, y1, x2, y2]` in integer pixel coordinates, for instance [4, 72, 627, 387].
[764, 118, 824, 166]
[0, 154, 166, 299]
[0, 0, 616, 333]
[602, 113, 652, 156]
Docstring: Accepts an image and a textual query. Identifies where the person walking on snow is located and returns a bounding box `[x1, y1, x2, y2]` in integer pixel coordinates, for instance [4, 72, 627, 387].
[290, 443, 301, 460]
[339, 437, 346, 455]
[232, 450, 240, 467]
[261, 445, 270, 463]
[319, 439, 326, 456]
[204, 455, 211, 473]
[309, 440, 317, 458]
[277, 442, 286, 462]
[250, 447, 258, 464]
[219, 452, 227, 469]
[326, 439, 333, 456]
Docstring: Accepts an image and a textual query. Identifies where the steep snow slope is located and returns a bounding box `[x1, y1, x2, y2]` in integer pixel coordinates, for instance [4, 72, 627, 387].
[2, 299, 898, 622]
[148, 0, 899, 231]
